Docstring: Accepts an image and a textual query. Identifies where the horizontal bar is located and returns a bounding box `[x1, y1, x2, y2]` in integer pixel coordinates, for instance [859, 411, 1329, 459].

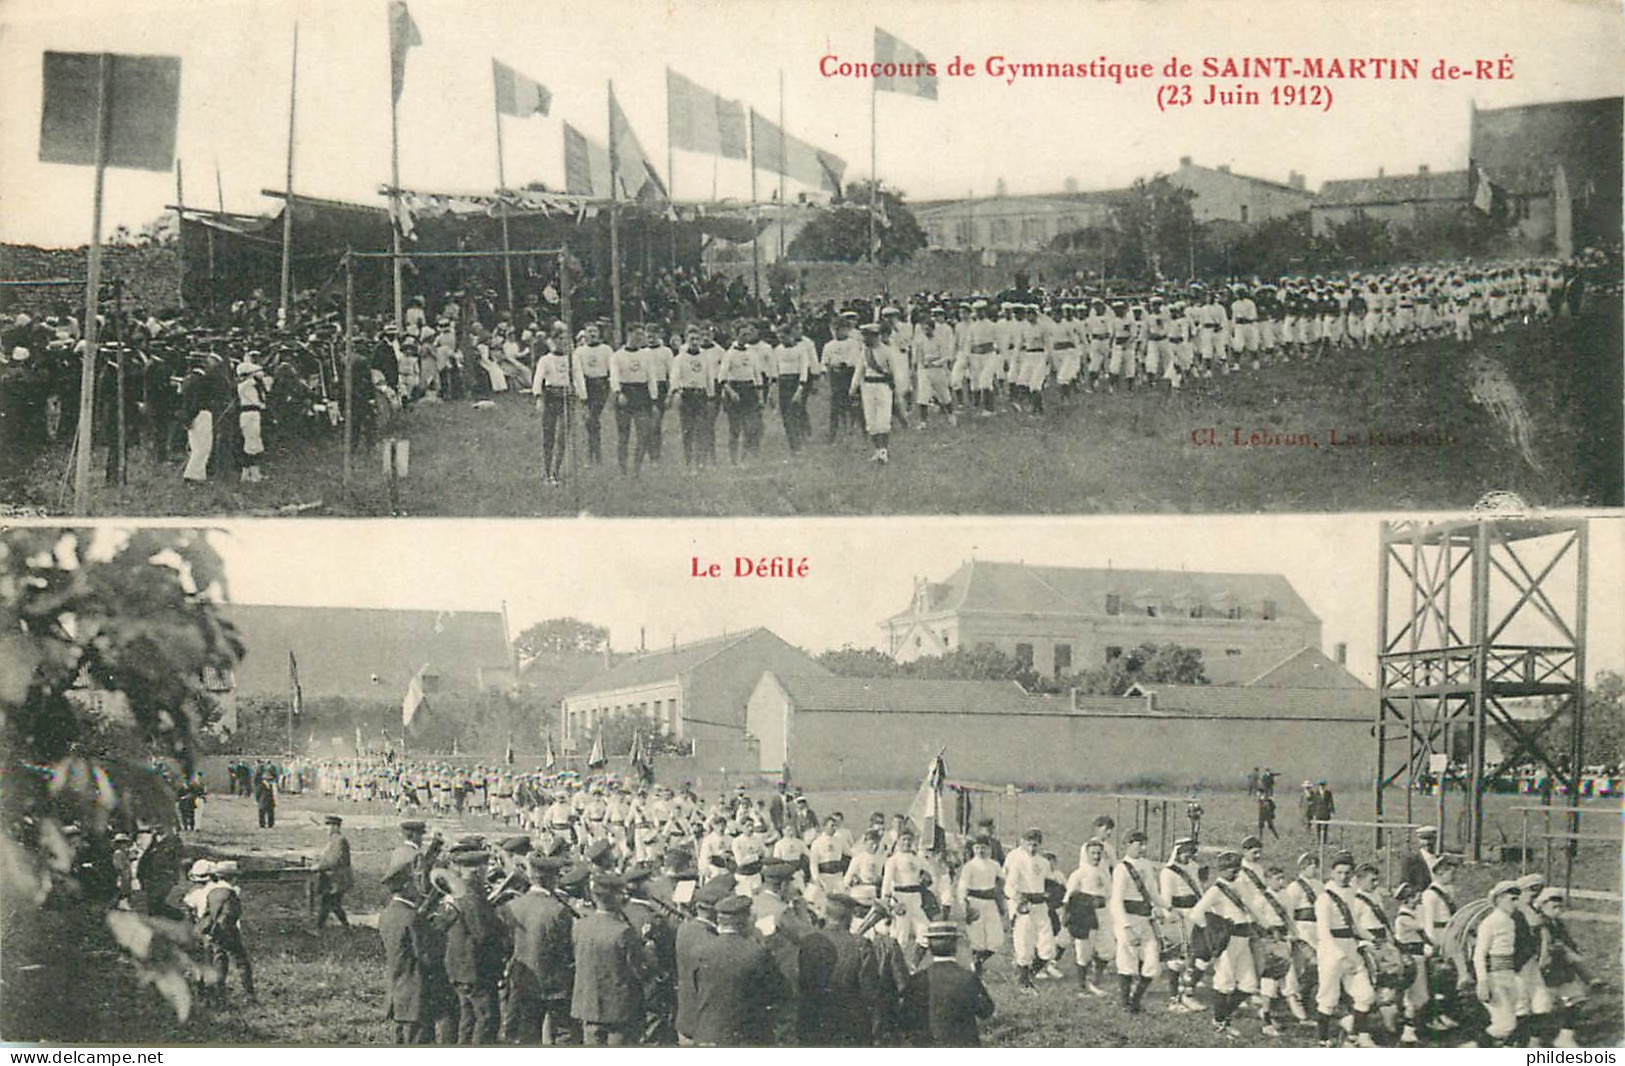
[1536, 831, 1620, 842]
[344, 249, 565, 261]
[1563, 889, 1623, 901]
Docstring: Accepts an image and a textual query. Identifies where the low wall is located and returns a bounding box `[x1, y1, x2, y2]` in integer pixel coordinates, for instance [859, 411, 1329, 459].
[787, 708, 1373, 792]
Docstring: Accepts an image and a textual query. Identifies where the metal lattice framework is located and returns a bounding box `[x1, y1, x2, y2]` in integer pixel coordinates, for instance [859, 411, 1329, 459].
[1375, 518, 1588, 860]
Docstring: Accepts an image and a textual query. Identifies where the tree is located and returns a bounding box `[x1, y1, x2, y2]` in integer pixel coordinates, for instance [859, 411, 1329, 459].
[1104, 177, 1197, 283]
[514, 617, 610, 659]
[786, 180, 926, 265]
[1, 527, 244, 1020]
[1064, 642, 1210, 696]
[815, 646, 906, 677]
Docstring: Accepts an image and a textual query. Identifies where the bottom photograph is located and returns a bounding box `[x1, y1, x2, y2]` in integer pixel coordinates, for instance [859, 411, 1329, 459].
[0, 514, 1619, 1049]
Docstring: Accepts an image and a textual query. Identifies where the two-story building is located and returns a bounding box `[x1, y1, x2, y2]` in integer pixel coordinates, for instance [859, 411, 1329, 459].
[880, 559, 1326, 682]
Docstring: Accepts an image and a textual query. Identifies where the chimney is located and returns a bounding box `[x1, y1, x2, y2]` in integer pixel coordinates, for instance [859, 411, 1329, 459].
[1289, 171, 1305, 191]
[1377, 166, 1385, 178]
[995, 177, 1007, 197]
[1335, 642, 1348, 665]
[1418, 164, 1430, 177]
[1179, 155, 1192, 168]
[640, 626, 646, 652]
[1063, 176, 1078, 194]
[1216, 164, 1231, 174]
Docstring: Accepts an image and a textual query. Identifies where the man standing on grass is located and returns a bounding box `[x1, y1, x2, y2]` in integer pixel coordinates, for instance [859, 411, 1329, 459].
[314, 814, 353, 929]
[442, 844, 508, 1044]
[851, 323, 904, 465]
[571, 871, 649, 1045]
[1004, 827, 1061, 994]
[899, 921, 995, 1046]
[380, 853, 438, 1044]
[1108, 829, 1167, 1014]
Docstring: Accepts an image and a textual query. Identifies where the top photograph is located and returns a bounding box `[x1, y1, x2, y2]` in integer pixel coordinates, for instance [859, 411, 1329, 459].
[1, 0, 1621, 518]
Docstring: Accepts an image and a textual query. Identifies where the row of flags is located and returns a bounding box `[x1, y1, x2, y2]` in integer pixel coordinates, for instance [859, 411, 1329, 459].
[386, 1, 934, 202]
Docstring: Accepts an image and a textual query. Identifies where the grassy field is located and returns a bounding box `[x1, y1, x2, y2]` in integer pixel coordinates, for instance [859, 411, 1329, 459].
[1, 787, 1618, 1047]
[10, 305, 1619, 516]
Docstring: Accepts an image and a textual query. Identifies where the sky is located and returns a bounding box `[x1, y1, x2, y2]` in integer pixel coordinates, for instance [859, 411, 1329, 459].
[194, 514, 1625, 686]
[2, 0, 1622, 246]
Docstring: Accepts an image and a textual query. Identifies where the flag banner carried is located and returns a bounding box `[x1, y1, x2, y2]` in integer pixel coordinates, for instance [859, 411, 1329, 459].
[1468, 162, 1504, 216]
[873, 27, 937, 100]
[609, 90, 668, 201]
[40, 52, 181, 172]
[905, 749, 948, 852]
[749, 111, 846, 196]
[667, 68, 747, 160]
[563, 122, 612, 197]
[587, 730, 606, 769]
[544, 734, 557, 770]
[493, 58, 550, 118]
[288, 650, 303, 719]
[388, 1, 421, 104]
[402, 663, 429, 729]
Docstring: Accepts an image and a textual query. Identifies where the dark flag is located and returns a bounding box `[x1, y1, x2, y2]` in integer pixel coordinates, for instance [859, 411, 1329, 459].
[40, 52, 181, 172]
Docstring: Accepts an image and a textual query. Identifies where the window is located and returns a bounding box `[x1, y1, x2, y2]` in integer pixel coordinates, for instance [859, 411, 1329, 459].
[1105, 593, 1122, 616]
[1146, 604, 1159, 617]
[422, 671, 442, 694]
[1054, 643, 1073, 676]
[1190, 604, 1204, 619]
[1227, 605, 1242, 620]
[1105, 645, 1124, 662]
[1015, 643, 1034, 669]
[1226, 648, 1243, 657]
[1262, 599, 1277, 621]
[1240, 204, 1250, 223]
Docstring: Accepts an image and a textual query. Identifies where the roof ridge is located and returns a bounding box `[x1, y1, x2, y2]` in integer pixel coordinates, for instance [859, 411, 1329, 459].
[1243, 644, 1315, 686]
[230, 601, 503, 618]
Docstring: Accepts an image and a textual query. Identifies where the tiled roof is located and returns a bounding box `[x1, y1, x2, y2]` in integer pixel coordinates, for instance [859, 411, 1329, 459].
[774, 674, 1053, 715]
[1316, 170, 1470, 207]
[565, 629, 828, 699]
[889, 560, 1316, 623]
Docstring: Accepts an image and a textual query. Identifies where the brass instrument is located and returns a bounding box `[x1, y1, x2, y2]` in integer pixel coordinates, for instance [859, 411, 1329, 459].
[487, 870, 527, 908]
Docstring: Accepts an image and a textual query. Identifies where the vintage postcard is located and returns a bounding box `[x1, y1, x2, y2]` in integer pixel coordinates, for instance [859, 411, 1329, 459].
[0, 514, 1620, 1047]
[1, 0, 1620, 517]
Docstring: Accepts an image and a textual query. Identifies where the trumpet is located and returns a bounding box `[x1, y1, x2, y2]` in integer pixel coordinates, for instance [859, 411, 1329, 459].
[487, 870, 527, 908]
[854, 896, 896, 939]
[630, 890, 688, 922]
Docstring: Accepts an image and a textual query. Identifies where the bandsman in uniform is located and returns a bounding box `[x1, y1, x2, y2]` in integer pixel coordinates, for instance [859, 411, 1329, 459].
[314, 814, 353, 929]
[879, 827, 932, 964]
[899, 921, 996, 1046]
[571, 871, 649, 1045]
[1188, 850, 1260, 1038]
[689, 895, 788, 1046]
[795, 893, 876, 1045]
[1473, 879, 1524, 1047]
[499, 853, 577, 1045]
[379, 853, 442, 1044]
[441, 844, 509, 1044]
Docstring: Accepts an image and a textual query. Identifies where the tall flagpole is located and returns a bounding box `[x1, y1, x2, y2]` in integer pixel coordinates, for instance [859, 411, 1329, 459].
[72, 52, 112, 516]
[174, 160, 186, 311]
[493, 65, 515, 315]
[869, 78, 878, 269]
[778, 69, 786, 261]
[389, 18, 404, 335]
[666, 68, 677, 270]
[748, 109, 761, 301]
[607, 81, 623, 344]
[279, 23, 299, 327]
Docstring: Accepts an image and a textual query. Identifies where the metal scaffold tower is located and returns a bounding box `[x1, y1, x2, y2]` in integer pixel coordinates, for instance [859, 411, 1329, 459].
[1376, 517, 1589, 861]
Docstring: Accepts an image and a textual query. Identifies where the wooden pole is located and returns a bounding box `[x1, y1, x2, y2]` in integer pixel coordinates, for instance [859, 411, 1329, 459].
[869, 80, 878, 266]
[72, 53, 112, 517]
[343, 250, 355, 484]
[174, 160, 186, 311]
[389, 19, 404, 336]
[279, 23, 299, 326]
[748, 109, 760, 301]
[114, 279, 125, 486]
[560, 250, 579, 512]
[493, 68, 516, 315]
[607, 82, 623, 345]
[778, 69, 786, 261]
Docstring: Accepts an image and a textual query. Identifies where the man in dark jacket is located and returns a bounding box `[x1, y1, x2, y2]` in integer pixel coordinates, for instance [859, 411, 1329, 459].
[674, 877, 724, 1044]
[314, 815, 353, 929]
[440, 845, 508, 1044]
[690, 895, 788, 1046]
[796, 893, 876, 1045]
[571, 871, 649, 1045]
[499, 854, 576, 1045]
[900, 921, 995, 1046]
[379, 856, 438, 1044]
